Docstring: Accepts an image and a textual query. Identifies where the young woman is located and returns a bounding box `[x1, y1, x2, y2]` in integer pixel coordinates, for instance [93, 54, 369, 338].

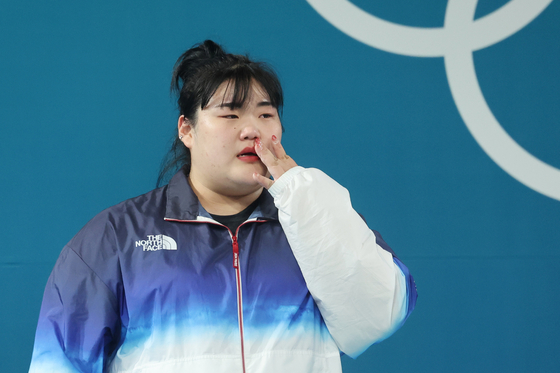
[29, 40, 417, 373]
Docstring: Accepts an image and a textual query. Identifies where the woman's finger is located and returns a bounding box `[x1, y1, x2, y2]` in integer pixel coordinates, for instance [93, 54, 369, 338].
[271, 135, 287, 159]
[255, 136, 298, 185]
[255, 138, 278, 170]
[253, 172, 274, 189]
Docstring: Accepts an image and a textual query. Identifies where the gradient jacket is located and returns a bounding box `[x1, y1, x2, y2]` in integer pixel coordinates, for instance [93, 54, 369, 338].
[29, 166, 417, 373]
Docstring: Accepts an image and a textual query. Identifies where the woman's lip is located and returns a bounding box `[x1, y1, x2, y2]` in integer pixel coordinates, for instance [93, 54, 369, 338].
[238, 146, 256, 156]
[237, 146, 259, 162]
[237, 155, 260, 162]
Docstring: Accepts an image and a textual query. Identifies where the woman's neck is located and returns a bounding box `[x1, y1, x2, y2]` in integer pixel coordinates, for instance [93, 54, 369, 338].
[188, 176, 263, 216]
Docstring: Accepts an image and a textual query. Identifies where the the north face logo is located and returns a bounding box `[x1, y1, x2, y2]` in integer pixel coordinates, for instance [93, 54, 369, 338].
[135, 234, 177, 251]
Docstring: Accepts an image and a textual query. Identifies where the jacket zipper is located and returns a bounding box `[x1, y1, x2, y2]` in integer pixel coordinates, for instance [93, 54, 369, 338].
[232, 221, 265, 373]
[165, 217, 265, 372]
[232, 234, 246, 373]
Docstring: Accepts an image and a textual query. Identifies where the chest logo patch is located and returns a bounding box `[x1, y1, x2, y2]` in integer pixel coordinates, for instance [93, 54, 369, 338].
[135, 234, 177, 251]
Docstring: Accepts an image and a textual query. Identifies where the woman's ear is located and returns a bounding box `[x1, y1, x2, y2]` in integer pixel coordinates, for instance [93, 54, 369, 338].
[178, 115, 194, 149]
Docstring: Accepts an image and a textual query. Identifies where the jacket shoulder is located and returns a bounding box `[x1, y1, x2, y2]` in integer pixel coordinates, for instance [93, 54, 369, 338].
[67, 185, 168, 258]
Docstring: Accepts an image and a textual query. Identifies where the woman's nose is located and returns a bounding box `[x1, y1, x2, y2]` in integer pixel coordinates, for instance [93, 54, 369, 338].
[240, 119, 260, 140]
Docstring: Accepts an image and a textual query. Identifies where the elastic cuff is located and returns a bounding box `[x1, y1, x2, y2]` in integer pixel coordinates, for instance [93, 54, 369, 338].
[268, 166, 305, 198]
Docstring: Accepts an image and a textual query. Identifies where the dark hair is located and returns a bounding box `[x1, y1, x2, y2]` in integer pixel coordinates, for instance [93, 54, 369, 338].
[156, 40, 284, 187]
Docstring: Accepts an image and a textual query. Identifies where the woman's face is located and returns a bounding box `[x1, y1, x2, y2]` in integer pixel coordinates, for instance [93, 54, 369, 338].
[179, 81, 283, 197]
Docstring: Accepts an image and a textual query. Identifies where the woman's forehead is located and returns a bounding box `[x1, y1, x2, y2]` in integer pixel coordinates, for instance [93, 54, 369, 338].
[207, 80, 270, 108]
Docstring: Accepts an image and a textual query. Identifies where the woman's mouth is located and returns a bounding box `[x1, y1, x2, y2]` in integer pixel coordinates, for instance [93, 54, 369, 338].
[237, 147, 260, 162]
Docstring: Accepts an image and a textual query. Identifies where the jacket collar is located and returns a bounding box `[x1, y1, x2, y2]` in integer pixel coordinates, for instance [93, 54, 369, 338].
[164, 166, 278, 221]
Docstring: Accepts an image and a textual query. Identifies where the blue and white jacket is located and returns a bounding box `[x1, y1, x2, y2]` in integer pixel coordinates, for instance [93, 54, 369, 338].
[29, 166, 417, 373]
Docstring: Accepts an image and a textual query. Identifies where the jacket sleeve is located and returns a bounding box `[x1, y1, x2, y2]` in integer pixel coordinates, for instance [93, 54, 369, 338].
[29, 217, 125, 373]
[268, 166, 417, 358]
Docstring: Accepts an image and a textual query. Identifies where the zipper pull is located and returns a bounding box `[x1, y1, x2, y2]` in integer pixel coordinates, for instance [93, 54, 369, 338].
[232, 236, 239, 269]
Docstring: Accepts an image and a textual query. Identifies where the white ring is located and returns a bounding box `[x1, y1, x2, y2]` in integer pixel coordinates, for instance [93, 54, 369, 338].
[307, 0, 559, 200]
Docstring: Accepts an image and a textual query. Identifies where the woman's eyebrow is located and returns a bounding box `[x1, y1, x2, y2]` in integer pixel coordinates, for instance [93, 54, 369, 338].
[212, 101, 273, 109]
[212, 102, 237, 109]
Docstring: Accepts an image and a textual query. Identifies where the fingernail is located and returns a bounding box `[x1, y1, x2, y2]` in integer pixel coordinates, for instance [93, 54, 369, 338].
[256, 138, 263, 149]
[272, 135, 278, 144]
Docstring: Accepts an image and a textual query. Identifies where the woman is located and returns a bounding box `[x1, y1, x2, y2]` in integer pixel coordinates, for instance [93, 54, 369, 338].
[29, 40, 417, 373]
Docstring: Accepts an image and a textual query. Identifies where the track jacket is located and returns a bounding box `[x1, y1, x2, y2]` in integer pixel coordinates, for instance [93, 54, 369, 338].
[29, 166, 417, 373]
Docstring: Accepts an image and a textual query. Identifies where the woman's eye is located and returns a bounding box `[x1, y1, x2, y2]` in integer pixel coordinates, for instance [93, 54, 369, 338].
[261, 113, 274, 119]
[222, 115, 239, 119]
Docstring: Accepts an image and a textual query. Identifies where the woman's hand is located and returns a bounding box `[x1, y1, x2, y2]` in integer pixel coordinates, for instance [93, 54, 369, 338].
[253, 135, 298, 189]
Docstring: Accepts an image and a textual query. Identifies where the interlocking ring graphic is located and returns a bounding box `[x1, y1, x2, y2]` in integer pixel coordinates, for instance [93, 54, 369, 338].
[307, 0, 559, 201]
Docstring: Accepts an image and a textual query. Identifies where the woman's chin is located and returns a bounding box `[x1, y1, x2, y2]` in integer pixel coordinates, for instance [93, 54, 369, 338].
[225, 174, 264, 194]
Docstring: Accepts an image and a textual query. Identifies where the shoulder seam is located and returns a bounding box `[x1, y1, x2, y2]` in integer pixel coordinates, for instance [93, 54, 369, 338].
[66, 245, 120, 310]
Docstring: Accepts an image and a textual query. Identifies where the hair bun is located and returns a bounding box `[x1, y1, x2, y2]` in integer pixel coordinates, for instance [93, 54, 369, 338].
[171, 40, 227, 95]
[199, 40, 226, 59]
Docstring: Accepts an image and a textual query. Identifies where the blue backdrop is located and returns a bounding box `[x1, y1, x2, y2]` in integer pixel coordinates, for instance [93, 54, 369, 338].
[1, 0, 559, 371]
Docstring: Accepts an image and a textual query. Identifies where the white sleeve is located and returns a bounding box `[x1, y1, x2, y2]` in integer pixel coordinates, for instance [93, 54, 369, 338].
[269, 166, 408, 358]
